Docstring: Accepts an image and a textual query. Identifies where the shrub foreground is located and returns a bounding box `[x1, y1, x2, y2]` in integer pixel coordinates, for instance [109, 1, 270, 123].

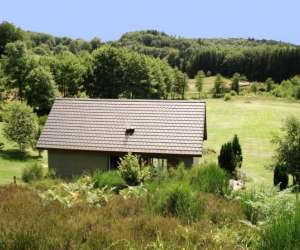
[1, 161, 299, 250]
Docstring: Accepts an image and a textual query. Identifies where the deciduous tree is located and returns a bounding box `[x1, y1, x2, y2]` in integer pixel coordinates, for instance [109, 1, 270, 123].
[195, 70, 205, 94]
[272, 116, 300, 186]
[3, 101, 38, 152]
[25, 66, 57, 114]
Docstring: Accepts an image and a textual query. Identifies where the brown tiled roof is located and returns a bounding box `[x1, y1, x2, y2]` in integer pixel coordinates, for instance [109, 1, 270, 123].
[37, 98, 207, 156]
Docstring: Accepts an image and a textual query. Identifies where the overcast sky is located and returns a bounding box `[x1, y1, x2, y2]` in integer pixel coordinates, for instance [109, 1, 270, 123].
[1, 0, 299, 44]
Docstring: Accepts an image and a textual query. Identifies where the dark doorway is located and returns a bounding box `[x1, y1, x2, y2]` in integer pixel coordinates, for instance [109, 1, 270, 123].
[109, 156, 120, 169]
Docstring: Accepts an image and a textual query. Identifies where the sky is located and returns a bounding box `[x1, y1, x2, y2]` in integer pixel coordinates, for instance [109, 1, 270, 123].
[0, 0, 299, 44]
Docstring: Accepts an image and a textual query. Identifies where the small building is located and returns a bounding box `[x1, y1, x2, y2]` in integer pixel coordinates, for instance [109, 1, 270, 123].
[37, 98, 207, 178]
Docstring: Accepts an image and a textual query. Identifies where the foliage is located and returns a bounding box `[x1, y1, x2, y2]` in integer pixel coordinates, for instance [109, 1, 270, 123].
[273, 163, 288, 190]
[119, 185, 148, 199]
[2, 41, 33, 99]
[218, 142, 236, 175]
[118, 153, 150, 186]
[265, 77, 275, 92]
[0, 21, 24, 55]
[25, 66, 57, 114]
[258, 202, 300, 250]
[117, 30, 300, 82]
[85, 45, 181, 99]
[39, 175, 113, 208]
[235, 186, 298, 225]
[191, 162, 230, 195]
[232, 134, 243, 168]
[21, 163, 44, 183]
[218, 135, 243, 177]
[251, 82, 259, 94]
[148, 183, 205, 224]
[0, 184, 254, 249]
[54, 52, 87, 97]
[213, 74, 225, 97]
[2, 101, 38, 151]
[224, 93, 231, 101]
[231, 73, 240, 94]
[195, 70, 205, 93]
[92, 170, 125, 191]
[271, 76, 300, 100]
[272, 116, 300, 186]
[173, 68, 188, 99]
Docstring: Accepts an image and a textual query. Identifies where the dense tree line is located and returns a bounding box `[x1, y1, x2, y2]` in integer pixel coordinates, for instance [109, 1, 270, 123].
[0, 22, 188, 115]
[1, 21, 300, 116]
[115, 30, 300, 82]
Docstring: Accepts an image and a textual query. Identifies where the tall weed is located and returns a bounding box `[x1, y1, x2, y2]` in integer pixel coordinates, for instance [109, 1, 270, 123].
[147, 183, 205, 224]
[258, 202, 300, 250]
[191, 163, 230, 195]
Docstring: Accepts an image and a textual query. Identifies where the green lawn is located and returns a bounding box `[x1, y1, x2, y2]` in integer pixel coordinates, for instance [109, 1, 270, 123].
[0, 123, 46, 185]
[203, 97, 300, 186]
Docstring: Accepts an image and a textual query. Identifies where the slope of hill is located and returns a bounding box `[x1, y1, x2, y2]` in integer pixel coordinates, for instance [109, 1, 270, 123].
[113, 30, 300, 81]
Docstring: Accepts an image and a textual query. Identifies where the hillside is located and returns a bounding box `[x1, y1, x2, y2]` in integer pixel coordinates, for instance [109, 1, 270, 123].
[114, 30, 300, 81]
[1, 22, 300, 82]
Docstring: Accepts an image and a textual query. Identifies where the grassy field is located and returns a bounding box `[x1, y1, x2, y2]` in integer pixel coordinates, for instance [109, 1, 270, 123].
[203, 97, 300, 186]
[0, 123, 46, 185]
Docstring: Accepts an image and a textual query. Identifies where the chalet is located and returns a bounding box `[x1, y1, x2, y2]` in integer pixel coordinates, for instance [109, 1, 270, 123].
[37, 98, 207, 177]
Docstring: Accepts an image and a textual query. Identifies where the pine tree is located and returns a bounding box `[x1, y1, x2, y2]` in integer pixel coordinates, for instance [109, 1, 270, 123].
[232, 134, 243, 168]
[273, 163, 288, 190]
[218, 142, 235, 175]
[218, 135, 243, 177]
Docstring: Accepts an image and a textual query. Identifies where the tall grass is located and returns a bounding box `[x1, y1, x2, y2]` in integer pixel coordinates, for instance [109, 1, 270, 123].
[92, 170, 125, 191]
[147, 183, 205, 224]
[191, 163, 230, 195]
[21, 163, 44, 183]
[0, 185, 250, 249]
[258, 202, 300, 250]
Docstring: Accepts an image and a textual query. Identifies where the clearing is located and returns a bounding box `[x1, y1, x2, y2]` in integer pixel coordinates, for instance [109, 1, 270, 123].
[203, 97, 300, 185]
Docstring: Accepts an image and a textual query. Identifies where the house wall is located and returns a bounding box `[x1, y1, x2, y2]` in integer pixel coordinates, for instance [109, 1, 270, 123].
[48, 149, 109, 178]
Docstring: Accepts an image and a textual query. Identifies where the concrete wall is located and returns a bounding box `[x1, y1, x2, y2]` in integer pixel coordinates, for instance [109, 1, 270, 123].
[48, 149, 109, 178]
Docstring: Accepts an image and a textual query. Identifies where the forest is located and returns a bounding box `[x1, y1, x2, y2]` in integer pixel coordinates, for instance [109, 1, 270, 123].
[1, 22, 300, 116]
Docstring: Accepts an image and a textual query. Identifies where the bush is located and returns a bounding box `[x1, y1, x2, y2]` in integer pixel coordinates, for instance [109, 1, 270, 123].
[149, 183, 205, 224]
[44, 168, 56, 179]
[235, 186, 297, 225]
[93, 170, 125, 191]
[266, 77, 275, 92]
[251, 82, 259, 94]
[2, 101, 38, 152]
[224, 93, 231, 101]
[218, 142, 236, 175]
[218, 135, 243, 177]
[118, 153, 150, 186]
[273, 163, 288, 190]
[230, 90, 237, 96]
[232, 134, 243, 168]
[258, 203, 300, 250]
[191, 163, 230, 195]
[21, 163, 44, 183]
[213, 74, 225, 98]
